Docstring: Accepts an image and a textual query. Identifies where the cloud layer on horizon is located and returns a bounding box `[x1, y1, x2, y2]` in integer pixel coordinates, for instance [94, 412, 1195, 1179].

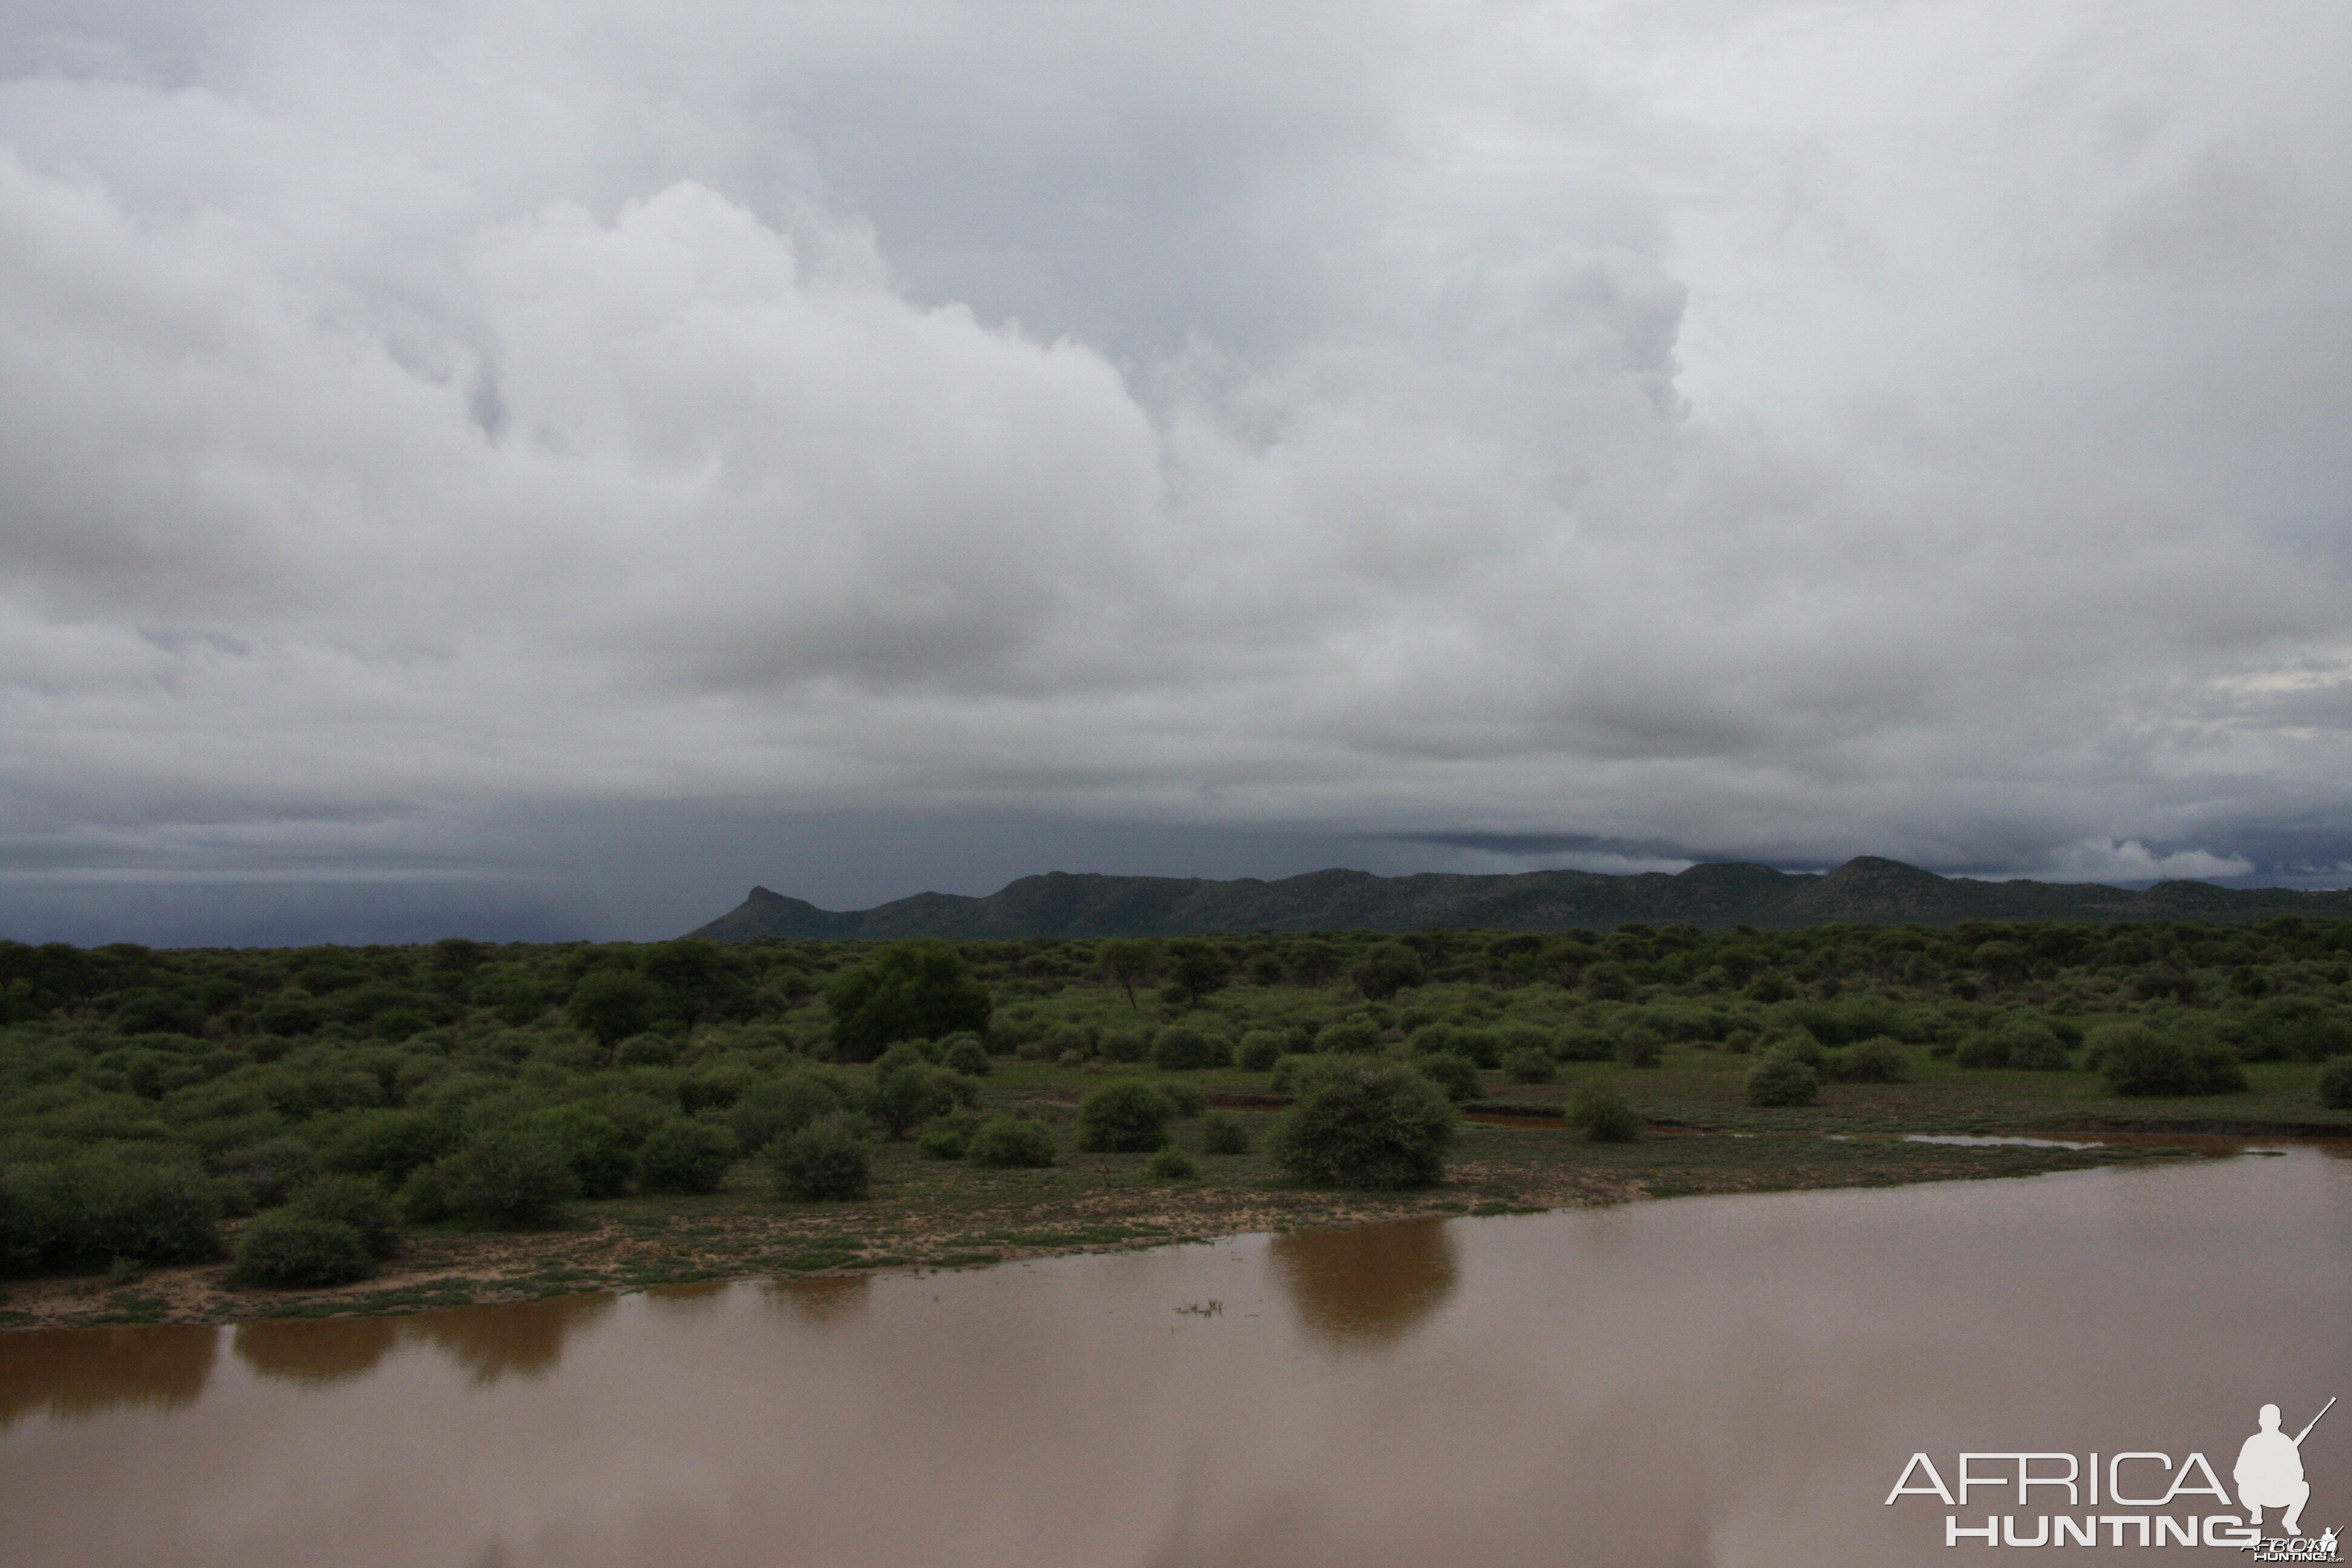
[3, 0, 2351, 938]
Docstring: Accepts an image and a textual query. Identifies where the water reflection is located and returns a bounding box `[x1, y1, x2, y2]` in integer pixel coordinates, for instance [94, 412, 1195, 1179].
[234, 1318, 399, 1388]
[762, 1275, 871, 1325]
[1269, 1216, 1459, 1347]
[642, 1281, 729, 1318]
[1, 1153, 2344, 1568]
[398, 1293, 616, 1387]
[0, 1324, 217, 1428]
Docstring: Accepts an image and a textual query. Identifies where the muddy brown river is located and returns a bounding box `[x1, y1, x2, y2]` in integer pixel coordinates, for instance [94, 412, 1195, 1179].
[4, 1147, 2347, 1566]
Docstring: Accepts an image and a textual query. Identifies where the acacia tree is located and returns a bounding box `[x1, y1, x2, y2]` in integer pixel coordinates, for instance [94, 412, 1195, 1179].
[825, 941, 991, 1062]
[1096, 939, 1155, 1013]
[1161, 938, 1232, 1007]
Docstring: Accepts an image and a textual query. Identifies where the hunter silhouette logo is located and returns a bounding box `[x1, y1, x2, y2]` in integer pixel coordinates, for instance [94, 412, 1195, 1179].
[1884, 1396, 2338, 1555]
[2238, 1399, 2331, 1538]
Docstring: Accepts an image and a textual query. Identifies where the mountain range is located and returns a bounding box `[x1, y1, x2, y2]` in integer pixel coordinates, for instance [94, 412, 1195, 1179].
[685, 857, 2352, 940]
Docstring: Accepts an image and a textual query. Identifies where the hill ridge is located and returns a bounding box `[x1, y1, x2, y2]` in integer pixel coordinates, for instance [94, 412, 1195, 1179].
[685, 859, 2352, 939]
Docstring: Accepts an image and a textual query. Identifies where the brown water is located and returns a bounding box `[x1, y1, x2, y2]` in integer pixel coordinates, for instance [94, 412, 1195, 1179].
[4, 1149, 2347, 1567]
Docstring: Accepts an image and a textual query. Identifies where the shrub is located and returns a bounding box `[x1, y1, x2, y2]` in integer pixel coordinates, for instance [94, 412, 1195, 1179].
[403, 1131, 578, 1227]
[227, 1136, 319, 1207]
[613, 1032, 680, 1068]
[1266, 1063, 1457, 1189]
[0, 1155, 224, 1271]
[1235, 1031, 1287, 1072]
[916, 1111, 982, 1160]
[319, 1109, 460, 1184]
[522, 1105, 637, 1198]
[728, 1071, 856, 1152]
[1414, 1052, 1481, 1102]
[680, 1062, 758, 1112]
[1270, 1053, 1354, 1096]
[1568, 1081, 1641, 1142]
[62, 1155, 224, 1266]
[768, 1116, 871, 1201]
[1150, 1026, 1228, 1071]
[230, 1212, 374, 1288]
[1352, 941, 1427, 1001]
[1313, 1019, 1384, 1055]
[872, 1065, 975, 1140]
[1614, 1033, 1663, 1069]
[1746, 1056, 1821, 1108]
[1501, 1048, 1556, 1084]
[636, 1119, 737, 1194]
[1160, 1081, 1208, 1119]
[965, 1116, 1057, 1169]
[1097, 1028, 1146, 1063]
[567, 969, 658, 1050]
[2093, 1027, 2249, 1097]
[1555, 1027, 1616, 1062]
[940, 1033, 992, 1076]
[2319, 1057, 2352, 1111]
[1147, 1146, 1198, 1180]
[1200, 1111, 1250, 1154]
[283, 1174, 399, 1258]
[1832, 1037, 1910, 1083]
[1076, 1080, 1175, 1152]
[1449, 1029, 1504, 1069]
[824, 941, 992, 1062]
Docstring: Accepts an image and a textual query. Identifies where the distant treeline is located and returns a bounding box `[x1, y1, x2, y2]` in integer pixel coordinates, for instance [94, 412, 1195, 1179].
[3, 916, 2348, 1284]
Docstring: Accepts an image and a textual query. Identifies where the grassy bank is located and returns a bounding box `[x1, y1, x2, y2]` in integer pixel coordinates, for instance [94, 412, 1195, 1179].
[5, 920, 2347, 1328]
[0, 1048, 2293, 1330]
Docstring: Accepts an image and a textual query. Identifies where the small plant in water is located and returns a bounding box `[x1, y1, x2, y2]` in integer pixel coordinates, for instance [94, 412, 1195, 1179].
[1174, 1299, 1224, 1317]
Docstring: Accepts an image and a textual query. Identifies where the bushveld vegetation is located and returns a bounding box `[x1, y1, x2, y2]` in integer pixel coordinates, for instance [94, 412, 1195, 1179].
[2, 915, 2348, 1290]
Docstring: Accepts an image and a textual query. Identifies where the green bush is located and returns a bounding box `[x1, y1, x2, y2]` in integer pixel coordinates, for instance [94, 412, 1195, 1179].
[768, 1116, 871, 1201]
[1097, 1028, 1146, 1063]
[1266, 1062, 1457, 1189]
[1146, 1146, 1198, 1180]
[1501, 1048, 1556, 1084]
[1449, 1029, 1504, 1070]
[1235, 1031, 1286, 1071]
[1313, 1019, 1383, 1054]
[2092, 1027, 2249, 1097]
[939, 1033, 992, 1076]
[1270, 1053, 1353, 1095]
[824, 941, 992, 1062]
[2318, 1057, 2352, 1111]
[227, 1136, 319, 1207]
[1956, 1018, 2069, 1071]
[1555, 1027, 1616, 1062]
[1746, 1055, 1821, 1108]
[1414, 1052, 1481, 1102]
[965, 1116, 1056, 1169]
[284, 1174, 398, 1257]
[916, 1110, 982, 1160]
[522, 1105, 637, 1198]
[65, 1155, 224, 1266]
[1200, 1110, 1250, 1154]
[636, 1119, 737, 1194]
[0, 1155, 224, 1272]
[727, 1071, 857, 1153]
[402, 1131, 578, 1227]
[1160, 1080, 1208, 1119]
[1831, 1038, 1910, 1083]
[872, 1064, 975, 1139]
[1150, 1026, 1227, 1071]
[318, 1109, 462, 1184]
[613, 1032, 680, 1068]
[1613, 1032, 1663, 1069]
[1076, 1080, 1175, 1152]
[1567, 1081, 1641, 1142]
[230, 1212, 374, 1288]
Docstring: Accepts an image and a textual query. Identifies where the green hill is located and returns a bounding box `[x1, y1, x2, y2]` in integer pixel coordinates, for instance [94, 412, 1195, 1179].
[687, 857, 2352, 939]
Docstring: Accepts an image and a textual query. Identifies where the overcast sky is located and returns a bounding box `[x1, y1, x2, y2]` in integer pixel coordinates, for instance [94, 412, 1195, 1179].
[4, 1, 2350, 944]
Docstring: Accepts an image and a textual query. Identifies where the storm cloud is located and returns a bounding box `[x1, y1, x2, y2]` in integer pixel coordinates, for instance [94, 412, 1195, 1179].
[2, 1, 2350, 941]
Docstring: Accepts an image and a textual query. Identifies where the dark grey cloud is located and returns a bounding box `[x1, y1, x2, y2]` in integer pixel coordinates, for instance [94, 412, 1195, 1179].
[1, 0, 2350, 945]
